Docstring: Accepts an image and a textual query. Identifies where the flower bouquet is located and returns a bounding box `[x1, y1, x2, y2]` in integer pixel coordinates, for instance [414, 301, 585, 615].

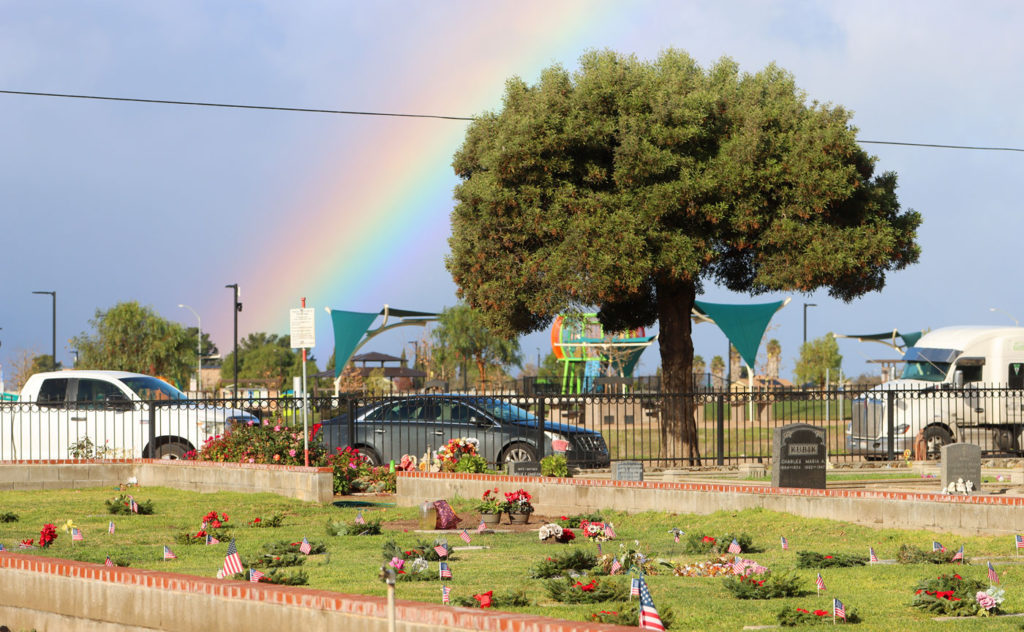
[39, 523, 57, 548]
[538, 523, 576, 543]
[475, 488, 503, 516]
[544, 576, 629, 604]
[912, 573, 1001, 616]
[502, 488, 534, 514]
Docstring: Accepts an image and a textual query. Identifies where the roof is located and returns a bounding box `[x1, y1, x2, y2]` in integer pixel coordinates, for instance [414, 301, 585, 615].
[352, 352, 403, 364]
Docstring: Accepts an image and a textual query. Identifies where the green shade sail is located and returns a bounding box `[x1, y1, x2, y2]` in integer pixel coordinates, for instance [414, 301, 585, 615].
[329, 310, 380, 377]
[834, 330, 922, 352]
[693, 299, 789, 369]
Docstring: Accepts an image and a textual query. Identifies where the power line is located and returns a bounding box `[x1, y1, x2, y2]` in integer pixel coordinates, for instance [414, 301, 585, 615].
[2, 89, 1022, 152]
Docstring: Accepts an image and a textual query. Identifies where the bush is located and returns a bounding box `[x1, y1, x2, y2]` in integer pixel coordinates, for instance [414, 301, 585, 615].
[241, 553, 305, 568]
[193, 419, 326, 467]
[541, 454, 570, 477]
[795, 551, 867, 568]
[453, 588, 531, 608]
[262, 539, 327, 555]
[911, 573, 994, 616]
[722, 571, 804, 599]
[589, 603, 675, 629]
[326, 446, 370, 494]
[544, 576, 629, 603]
[326, 517, 382, 536]
[105, 494, 155, 515]
[777, 606, 861, 626]
[897, 544, 966, 565]
[529, 550, 598, 578]
[453, 454, 488, 473]
[557, 512, 604, 528]
[684, 532, 755, 554]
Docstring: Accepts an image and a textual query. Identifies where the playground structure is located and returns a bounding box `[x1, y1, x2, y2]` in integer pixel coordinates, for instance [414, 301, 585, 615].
[549, 314, 656, 393]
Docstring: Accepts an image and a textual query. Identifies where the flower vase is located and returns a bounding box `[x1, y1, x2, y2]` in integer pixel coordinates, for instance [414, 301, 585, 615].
[480, 512, 501, 526]
[508, 512, 531, 525]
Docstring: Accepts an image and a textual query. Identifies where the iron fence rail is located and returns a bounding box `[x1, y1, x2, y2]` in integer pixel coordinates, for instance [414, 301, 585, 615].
[3, 385, 1024, 465]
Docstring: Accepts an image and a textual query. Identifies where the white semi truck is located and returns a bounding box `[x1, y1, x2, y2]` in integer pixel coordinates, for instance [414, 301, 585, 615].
[0, 370, 256, 460]
[848, 326, 1024, 458]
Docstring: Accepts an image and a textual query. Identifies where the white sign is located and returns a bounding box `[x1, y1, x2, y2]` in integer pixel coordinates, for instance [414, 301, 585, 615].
[290, 308, 316, 349]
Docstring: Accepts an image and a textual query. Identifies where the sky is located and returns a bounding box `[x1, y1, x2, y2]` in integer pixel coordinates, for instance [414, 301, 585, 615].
[2, 0, 1023, 388]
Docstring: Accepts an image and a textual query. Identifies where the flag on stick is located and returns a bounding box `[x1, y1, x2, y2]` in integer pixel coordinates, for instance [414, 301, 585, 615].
[669, 528, 683, 543]
[833, 598, 846, 620]
[130, 498, 139, 514]
[72, 528, 84, 542]
[249, 568, 264, 583]
[477, 520, 486, 533]
[630, 577, 641, 597]
[104, 556, 114, 567]
[815, 573, 826, 592]
[1016, 534, 1024, 552]
[355, 511, 366, 525]
[299, 537, 312, 555]
[869, 547, 878, 563]
[223, 540, 243, 576]
[459, 529, 472, 544]
[727, 539, 742, 554]
[933, 541, 946, 553]
[988, 561, 999, 584]
[637, 576, 666, 631]
[441, 585, 451, 604]
[206, 534, 219, 545]
[610, 557, 622, 575]
[163, 546, 177, 560]
[605, 523, 616, 539]
[780, 536, 788, 550]
[108, 521, 115, 535]
[439, 561, 452, 579]
[597, 542, 602, 554]
[434, 544, 448, 557]
[952, 545, 964, 562]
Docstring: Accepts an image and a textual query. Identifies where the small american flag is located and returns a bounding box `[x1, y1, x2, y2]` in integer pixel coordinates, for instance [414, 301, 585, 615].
[780, 536, 788, 550]
[439, 561, 452, 579]
[933, 541, 945, 553]
[637, 576, 665, 631]
[223, 540, 243, 576]
[130, 498, 139, 514]
[17, 541, 31, 549]
[815, 573, 826, 591]
[988, 561, 999, 584]
[459, 530, 472, 544]
[299, 537, 312, 555]
[355, 511, 365, 525]
[597, 542, 602, 554]
[477, 520, 486, 533]
[108, 521, 115, 535]
[163, 546, 177, 560]
[1016, 534, 1024, 549]
[952, 545, 964, 561]
[434, 545, 448, 557]
[249, 568, 264, 583]
[104, 556, 114, 567]
[731, 556, 745, 575]
[0, 543, 4, 551]
[630, 577, 641, 597]
[727, 539, 742, 554]
[610, 557, 622, 575]
[201, 521, 208, 530]
[206, 534, 219, 545]
[605, 523, 616, 539]
[869, 547, 878, 563]
[441, 585, 451, 604]
[833, 598, 846, 620]
[72, 528, 84, 541]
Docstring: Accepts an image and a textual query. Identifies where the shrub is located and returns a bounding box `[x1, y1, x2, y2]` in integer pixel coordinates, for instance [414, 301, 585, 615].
[326, 446, 370, 494]
[544, 576, 629, 603]
[589, 603, 675, 629]
[541, 454, 570, 477]
[326, 517, 382, 536]
[453, 588, 531, 608]
[241, 553, 305, 568]
[684, 532, 755, 554]
[232, 569, 308, 585]
[557, 512, 604, 528]
[262, 539, 327, 555]
[105, 494, 155, 515]
[911, 573, 996, 616]
[453, 454, 488, 473]
[777, 606, 861, 626]
[193, 419, 326, 467]
[529, 550, 598, 578]
[0, 512, 18, 522]
[722, 571, 804, 599]
[897, 544, 966, 565]
[795, 551, 867, 568]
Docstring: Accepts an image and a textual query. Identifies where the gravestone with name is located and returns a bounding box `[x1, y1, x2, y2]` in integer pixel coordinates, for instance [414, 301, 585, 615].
[941, 443, 981, 494]
[506, 461, 542, 476]
[771, 423, 827, 489]
[613, 460, 644, 482]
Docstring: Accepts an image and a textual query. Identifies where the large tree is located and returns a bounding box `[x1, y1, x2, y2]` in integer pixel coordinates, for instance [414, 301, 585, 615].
[221, 332, 317, 390]
[794, 334, 843, 387]
[431, 303, 522, 387]
[447, 49, 920, 464]
[73, 301, 193, 385]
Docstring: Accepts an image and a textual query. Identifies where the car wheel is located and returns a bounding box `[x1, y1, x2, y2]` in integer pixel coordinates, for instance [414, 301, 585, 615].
[501, 442, 537, 463]
[154, 441, 189, 460]
[923, 426, 953, 459]
[356, 447, 381, 466]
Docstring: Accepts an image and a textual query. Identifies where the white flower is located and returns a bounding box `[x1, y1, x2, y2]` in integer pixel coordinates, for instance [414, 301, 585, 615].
[410, 558, 428, 574]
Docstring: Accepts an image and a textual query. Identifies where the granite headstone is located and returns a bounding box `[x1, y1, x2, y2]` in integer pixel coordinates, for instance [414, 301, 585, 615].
[506, 461, 542, 476]
[940, 443, 981, 494]
[613, 460, 644, 482]
[771, 423, 827, 489]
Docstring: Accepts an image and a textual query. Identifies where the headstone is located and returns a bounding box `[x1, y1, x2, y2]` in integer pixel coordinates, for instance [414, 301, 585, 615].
[613, 461, 644, 482]
[506, 461, 541, 476]
[941, 443, 981, 494]
[771, 423, 827, 489]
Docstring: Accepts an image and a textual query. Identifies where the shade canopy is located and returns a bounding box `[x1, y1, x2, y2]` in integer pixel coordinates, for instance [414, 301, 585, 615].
[693, 299, 790, 369]
[834, 330, 922, 353]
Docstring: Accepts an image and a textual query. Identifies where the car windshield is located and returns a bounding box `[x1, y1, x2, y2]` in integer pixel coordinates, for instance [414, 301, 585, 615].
[900, 361, 951, 382]
[119, 376, 188, 401]
[469, 398, 537, 423]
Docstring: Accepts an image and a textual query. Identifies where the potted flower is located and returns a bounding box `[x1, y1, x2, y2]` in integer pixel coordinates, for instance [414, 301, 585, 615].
[502, 488, 534, 524]
[476, 488, 503, 525]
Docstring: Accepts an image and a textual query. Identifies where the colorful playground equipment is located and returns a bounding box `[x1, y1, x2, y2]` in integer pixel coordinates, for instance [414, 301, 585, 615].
[550, 314, 657, 393]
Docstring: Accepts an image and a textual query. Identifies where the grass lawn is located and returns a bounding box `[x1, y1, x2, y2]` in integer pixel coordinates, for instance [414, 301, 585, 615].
[1, 486, 1022, 631]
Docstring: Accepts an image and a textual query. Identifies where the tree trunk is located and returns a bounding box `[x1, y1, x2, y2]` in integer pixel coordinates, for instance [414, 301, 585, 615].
[656, 279, 701, 465]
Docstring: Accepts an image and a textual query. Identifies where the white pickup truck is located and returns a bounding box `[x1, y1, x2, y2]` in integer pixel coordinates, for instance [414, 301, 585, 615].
[0, 370, 256, 460]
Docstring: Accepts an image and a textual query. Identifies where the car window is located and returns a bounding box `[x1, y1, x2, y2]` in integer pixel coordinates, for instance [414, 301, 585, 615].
[74, 379, 126, 407]
[36, 378, 68, 405]
[438, 401, 474, 423]
[362, 401, 424, 421]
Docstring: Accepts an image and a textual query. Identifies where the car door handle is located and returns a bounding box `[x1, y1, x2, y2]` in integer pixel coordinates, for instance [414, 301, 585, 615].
[374, 429, 386, 434]
[70, 416, 87, 422]
[433, 431, 444, 435]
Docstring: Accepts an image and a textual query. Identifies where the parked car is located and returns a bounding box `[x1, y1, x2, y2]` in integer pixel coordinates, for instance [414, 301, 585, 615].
[319, 395, 610, 468]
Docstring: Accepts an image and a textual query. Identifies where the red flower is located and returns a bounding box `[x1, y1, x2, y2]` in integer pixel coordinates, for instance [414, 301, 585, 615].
[253, 518, 261, 523]
[473, 591, 493, 608]
[953, 574, 962, 579]
[814, 610, 828, 616]
[796, 608, 809, 613]
[574, 580, 598, 592]
[20, 538, 33, 547]
[824, 555, 833, 559]
[560, 516, 568, 521]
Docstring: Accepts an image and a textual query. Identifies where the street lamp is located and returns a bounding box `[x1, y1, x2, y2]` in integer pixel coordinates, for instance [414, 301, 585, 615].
[178, 304, 202, 393]
[988, 307, 1020, 326]
[225, 284, 242, 401]
[32, 291, 56, 370]
[803, 303, 817, 345]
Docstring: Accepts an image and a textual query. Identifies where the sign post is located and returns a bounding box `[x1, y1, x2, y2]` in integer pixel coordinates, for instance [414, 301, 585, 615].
[290, 302, 316, 466]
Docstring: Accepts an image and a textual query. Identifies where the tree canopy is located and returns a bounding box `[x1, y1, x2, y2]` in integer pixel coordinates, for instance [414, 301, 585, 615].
[72, 301, 193, 385]
[431, 303, 521, 387]
[447, 49, 920, 462]
[794, 334, 843, 387]
[221, 332, 317, 390]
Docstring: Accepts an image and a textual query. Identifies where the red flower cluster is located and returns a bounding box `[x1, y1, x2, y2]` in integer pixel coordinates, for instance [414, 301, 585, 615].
[573, 580, 598, 592]
[915, 589, 960, 601]
[39, 523, 57, 548]
[473, 590, 493, 608]
[557, 528, 576, 543]
[202, 511, 229, 529]
[702, 536, 716, 544]
[795, 608, 829, 616]
[739, 574, 765, 587]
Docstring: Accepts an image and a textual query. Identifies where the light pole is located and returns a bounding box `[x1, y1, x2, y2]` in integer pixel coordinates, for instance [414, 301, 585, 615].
[225, 284, 241, 402]
[32, 291, 56, 369]
[178, 304, 202, 393]
[989, 307, 1020, 327]
[803, 303, 817, 345]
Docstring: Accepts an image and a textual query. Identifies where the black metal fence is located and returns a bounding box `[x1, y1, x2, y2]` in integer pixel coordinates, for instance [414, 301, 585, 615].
[3, 384, 1024, 465]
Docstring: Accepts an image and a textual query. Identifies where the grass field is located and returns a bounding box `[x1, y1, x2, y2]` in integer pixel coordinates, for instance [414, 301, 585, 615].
[1, 487, 1022, 631]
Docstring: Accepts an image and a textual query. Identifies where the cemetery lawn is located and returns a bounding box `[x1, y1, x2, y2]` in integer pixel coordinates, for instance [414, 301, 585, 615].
[1, 486, 1022, 631]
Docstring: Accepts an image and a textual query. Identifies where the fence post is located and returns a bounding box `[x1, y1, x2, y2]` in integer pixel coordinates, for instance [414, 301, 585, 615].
[147, 401, 157, 458]
[536, 398, 546, 461]
[716, 394, 725, 466]
[346, 398, 356, 449]
[886, 390, 896, 461]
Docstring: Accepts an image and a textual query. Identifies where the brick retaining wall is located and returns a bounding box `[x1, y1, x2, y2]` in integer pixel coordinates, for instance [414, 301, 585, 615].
[0, 460, 334, 503]
[396, 472, 1024, 536]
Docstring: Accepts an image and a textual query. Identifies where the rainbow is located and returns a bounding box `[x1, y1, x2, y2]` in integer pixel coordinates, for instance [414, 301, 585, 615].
[209, 5, 624, 359]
